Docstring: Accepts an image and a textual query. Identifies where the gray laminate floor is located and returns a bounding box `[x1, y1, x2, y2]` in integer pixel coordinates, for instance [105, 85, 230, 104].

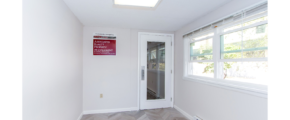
[81, 108, 189, 120]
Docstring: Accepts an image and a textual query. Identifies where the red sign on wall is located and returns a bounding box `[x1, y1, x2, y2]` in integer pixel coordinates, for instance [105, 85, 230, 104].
[93, 39, 116, 55]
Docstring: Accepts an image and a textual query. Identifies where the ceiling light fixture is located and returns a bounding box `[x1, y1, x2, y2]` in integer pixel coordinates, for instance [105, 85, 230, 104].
[114, 0, 160, 8]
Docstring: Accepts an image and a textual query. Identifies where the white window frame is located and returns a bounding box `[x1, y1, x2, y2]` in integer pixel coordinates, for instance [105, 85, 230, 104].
[183, 12, 268, 98]
[187, 30, 215, 79]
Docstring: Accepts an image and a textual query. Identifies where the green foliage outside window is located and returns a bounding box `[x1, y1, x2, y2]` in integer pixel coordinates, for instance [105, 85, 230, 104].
[191, 24, 267, 77]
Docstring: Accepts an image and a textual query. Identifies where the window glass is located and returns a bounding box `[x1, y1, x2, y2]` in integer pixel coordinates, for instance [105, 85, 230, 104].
[185, 10, 268, 87]
[158, 47, 165, 71]
[222, 61, 268, 85]
[193, 33, 214, 40]
[150, 49, 156, 60]
[243, 16, 267, 26]
[221, 31, 242, 59]
[224, 24, 242, 32]
[190, 38, 213, 60]
[221, 24, 268, 59]
[223, 16, 267, 32]
[243, 24, 268, 47]
[188, 62, 214, 78]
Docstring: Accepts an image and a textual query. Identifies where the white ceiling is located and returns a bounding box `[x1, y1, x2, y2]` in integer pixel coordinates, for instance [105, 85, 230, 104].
[63, 0, 233, 31]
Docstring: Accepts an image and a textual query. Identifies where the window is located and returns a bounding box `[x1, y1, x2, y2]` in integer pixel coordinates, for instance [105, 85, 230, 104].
[220, 16, 268, 85]
[188, 32, 214, 78]
[183, 2, 268, 94]
[147, 42, 165, 71]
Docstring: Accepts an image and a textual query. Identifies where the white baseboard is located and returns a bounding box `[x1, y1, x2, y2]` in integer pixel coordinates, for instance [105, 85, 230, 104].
[83, 107, 139, 115]
[174, 105, 194, 120]
[77, 112, 83, 120]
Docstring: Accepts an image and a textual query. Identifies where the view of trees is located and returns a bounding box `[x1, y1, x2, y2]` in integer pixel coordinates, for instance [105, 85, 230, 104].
[190, 23, 268, 79]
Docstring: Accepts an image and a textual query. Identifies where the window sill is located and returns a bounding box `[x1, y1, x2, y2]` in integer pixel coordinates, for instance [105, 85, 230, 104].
[183, 75, 268, 98]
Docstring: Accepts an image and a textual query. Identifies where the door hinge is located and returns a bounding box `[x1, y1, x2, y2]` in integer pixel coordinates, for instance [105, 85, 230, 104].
[171, 70, 172, 74]
[171, 97, 172, 101]
[171, 42, 172, 46]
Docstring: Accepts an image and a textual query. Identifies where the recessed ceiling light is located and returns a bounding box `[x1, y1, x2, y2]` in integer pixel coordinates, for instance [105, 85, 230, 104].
[114, 0, 160, 7]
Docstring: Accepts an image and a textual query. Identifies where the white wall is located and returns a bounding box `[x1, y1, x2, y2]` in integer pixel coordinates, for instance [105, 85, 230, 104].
[83, 27, 173, 112]
[23, 0, 83, 120]
[174, 0, 267, 120]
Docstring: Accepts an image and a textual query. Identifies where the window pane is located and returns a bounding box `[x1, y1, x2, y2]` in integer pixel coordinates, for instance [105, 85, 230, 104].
[221, 24, 268, 59]
[147, 51, 150, 62]
[222, 61, 268, 85]
[158, 46, 165, 71]
[151, 63, 157, 69]
[223, 16, 267, 32]
[221, 31, 242, 59]
[243, 50, 268, 58]
[243, 24, 268, 48]
[147, 42, 166, 100]
[158, 47, 165, 63]
[158, 63, 165, 71]
[150, 49, 156, 60]
[188, 62, 214, 78]
[190, 38, 213, 60]
[243, 24, 268, 58]
[191, 55, 213, 61]
[194, 33, 214, 40]
[224, 24, 242, 32]
[222, 52, 242, 59]
[243, 16, 268, 27]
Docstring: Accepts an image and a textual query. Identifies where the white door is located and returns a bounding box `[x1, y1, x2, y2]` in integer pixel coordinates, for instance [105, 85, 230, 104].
[139, 32, 173, 110]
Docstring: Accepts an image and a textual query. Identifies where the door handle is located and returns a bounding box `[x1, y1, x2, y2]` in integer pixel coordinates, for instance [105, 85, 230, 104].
[141, 66, 145, 80]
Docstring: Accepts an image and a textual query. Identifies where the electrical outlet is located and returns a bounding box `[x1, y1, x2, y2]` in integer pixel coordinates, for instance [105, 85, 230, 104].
[193, 116, 202, 120]
[100, 94, 103, 98]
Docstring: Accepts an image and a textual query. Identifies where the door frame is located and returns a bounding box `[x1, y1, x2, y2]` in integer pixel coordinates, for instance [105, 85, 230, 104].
[137, 32, 174, 110]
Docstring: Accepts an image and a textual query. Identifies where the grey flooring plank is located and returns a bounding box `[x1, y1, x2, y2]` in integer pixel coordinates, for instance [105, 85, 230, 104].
[81, 108, 189, 120]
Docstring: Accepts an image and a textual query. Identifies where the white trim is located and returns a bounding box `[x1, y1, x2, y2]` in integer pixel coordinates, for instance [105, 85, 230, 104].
[213, 27, 220, 79]
[171, 33, 175, 108]
[174, 105, 194, 120]
[137, 32, 141, 110]
[183, 0, 267, 36]
[77, 112, 83, 120]
[83, 107, 139, 115]
[138, 32, 175, 109]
